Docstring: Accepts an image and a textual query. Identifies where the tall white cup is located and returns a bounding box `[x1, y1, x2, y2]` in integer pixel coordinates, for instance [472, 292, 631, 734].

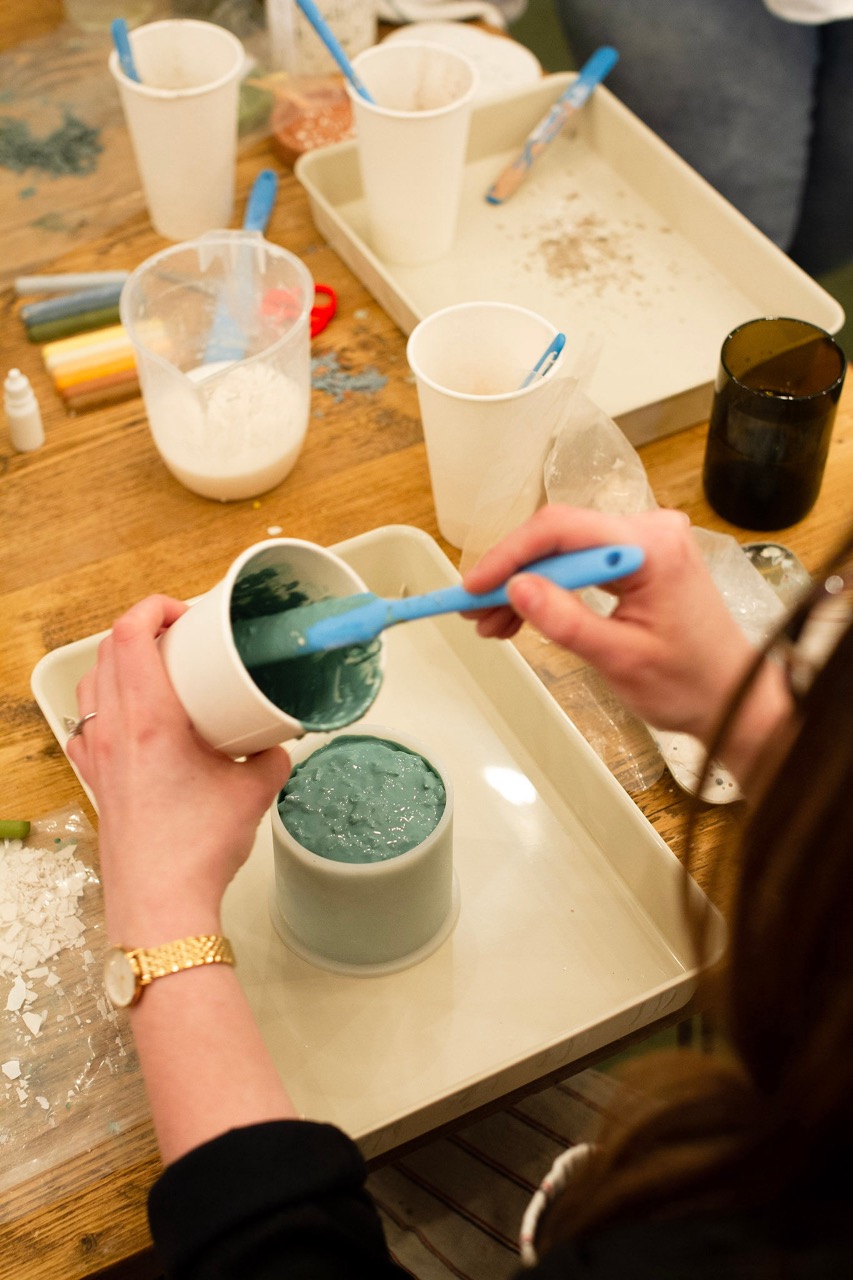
[345, 40, 478, 266]
[108, 19, 245, 241]
[407, 302, 567, 549]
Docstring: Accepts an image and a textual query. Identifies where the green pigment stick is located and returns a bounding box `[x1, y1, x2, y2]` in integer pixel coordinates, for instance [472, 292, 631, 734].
[0, 820, 31, 840]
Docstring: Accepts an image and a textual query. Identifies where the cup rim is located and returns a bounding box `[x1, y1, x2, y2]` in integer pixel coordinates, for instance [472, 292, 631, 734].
[119, 231, 315, 369]
[347, 39, 480, 119]
[223, 541, 386, 737]
[721, 315, 847, 401]
[406, 300, 564, 402]
[107, 19, 245, 97]
[271, 725, 453, 877]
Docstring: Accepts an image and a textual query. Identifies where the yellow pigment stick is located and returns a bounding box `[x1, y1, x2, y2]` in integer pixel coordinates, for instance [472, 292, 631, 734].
[42, 327, 134, 373]
[54, 356, 137, 393]
[42, 323, 129, 361]
[58, 364, 139, 397]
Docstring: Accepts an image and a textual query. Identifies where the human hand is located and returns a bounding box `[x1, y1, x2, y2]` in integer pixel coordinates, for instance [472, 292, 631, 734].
[463, 505, 783, 752]
[67, 595, 291, 947]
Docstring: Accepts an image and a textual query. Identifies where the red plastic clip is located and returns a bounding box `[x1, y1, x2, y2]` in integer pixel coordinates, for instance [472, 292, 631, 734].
[310, 284, 337, 337]
[261, 284, 337, 338]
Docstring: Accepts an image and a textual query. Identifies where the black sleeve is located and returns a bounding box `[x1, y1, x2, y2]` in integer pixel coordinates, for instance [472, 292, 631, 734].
[148, 1120, 410, 1280]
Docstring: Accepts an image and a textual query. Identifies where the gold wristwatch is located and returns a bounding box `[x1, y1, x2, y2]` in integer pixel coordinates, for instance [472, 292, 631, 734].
[103, 935, 235, 1008]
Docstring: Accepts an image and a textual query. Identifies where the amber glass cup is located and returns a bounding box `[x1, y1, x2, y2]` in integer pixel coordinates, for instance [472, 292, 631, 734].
[703, 317, 846, 530]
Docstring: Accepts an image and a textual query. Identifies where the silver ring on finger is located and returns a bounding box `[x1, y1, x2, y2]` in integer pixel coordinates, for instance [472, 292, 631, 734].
[66, 711, 97, 741]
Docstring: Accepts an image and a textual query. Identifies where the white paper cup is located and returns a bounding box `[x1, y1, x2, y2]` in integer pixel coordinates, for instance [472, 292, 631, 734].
[345, 40, 478, 265]
[108, 19, 245, 241]
[406, 301, 567, 548]
[159, 540, 384, 756]
[270, 726, 457, 974]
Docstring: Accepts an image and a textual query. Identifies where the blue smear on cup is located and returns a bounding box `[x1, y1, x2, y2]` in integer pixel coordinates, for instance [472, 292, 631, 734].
[230, 565, 382, 731]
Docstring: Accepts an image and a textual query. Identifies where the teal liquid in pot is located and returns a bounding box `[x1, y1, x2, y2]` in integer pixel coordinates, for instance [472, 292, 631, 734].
[279, 736, 447, 863]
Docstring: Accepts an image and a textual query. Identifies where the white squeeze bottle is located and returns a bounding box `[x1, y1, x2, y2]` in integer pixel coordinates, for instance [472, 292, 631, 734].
[4, 368, 45, 452]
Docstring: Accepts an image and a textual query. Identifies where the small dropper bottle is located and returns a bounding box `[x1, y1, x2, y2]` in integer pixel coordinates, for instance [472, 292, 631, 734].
[4, 368, 45, 452]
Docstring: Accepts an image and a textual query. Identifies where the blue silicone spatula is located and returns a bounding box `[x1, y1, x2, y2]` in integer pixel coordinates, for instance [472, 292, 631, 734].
[203, 169, 279, 364]
[233, 544, 644, 666]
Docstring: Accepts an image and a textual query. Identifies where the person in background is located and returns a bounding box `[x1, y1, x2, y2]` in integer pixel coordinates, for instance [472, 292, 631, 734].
[66, 504, 853, 1277]
[547, 0, 853, 278]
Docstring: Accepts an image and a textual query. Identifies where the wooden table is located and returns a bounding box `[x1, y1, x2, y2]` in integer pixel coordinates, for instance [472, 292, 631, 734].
[2, 7, 852, 1278]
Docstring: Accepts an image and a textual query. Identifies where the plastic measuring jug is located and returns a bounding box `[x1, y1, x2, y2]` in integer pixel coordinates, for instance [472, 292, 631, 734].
[120, 232, 314, 501]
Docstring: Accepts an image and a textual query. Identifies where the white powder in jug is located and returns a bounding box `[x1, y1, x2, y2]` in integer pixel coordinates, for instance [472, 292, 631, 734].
[150, 361, 308, 502]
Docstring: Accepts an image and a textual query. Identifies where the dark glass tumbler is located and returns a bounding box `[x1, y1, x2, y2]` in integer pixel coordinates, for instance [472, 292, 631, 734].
[702, 317, 846, 530]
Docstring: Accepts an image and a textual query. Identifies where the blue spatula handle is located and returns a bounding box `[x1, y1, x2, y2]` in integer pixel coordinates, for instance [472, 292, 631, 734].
[303, 544, 644, 653]
[383, 544, 644, 623]
[243, 169, 278, 233]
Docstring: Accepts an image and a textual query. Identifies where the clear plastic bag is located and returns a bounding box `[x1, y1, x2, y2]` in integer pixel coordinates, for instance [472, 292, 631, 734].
[0, 806, 149, 1211]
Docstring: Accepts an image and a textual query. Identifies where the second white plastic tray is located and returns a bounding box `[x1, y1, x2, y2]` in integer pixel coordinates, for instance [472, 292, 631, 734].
[296, 75, 843, 445]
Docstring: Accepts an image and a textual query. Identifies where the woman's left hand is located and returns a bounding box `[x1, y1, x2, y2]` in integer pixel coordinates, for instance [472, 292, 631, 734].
[67, 594, 291, 946]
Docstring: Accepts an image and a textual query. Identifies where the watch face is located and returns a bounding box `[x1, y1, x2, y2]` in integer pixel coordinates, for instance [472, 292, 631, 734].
[103, 947, 140, 1008]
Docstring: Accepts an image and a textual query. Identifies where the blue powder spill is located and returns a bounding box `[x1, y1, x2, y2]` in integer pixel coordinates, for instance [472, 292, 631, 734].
[0, 111, 103, 177]
[311, 351, 387, 403]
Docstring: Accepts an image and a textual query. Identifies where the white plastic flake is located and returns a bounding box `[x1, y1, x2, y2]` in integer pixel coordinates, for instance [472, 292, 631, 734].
[1, 838, 90, 1116]
[0, 841, 84, 979]
[5, 976, 28, 1012]
[22, 1011, 44, 1036]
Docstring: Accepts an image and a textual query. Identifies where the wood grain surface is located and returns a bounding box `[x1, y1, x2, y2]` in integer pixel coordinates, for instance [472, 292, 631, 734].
[2, 5, 851, 1277]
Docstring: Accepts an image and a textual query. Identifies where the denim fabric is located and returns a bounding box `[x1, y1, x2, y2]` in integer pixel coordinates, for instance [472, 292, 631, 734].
[551, 0, 853, 274]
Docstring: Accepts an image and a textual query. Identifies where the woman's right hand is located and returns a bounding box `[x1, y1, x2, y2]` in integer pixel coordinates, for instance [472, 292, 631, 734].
[463, 505, 791, 762]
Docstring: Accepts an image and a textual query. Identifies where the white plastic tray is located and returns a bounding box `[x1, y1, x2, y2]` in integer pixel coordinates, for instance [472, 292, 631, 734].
[296, 75, 844, 445]
[31, 525, 723, 1158]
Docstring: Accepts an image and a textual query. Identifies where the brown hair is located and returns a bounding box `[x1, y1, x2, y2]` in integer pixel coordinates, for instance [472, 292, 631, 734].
[537, 528, 853, 1252]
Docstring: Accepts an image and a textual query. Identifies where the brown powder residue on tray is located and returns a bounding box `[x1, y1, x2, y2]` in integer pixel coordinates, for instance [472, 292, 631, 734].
[523, 203, 647, 296]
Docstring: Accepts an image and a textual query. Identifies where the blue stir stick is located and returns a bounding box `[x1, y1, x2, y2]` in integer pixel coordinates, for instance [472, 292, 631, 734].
[111, 18, 140, 82]
[233, 544, 644, 665]
[520, 332, 566, 388]
[203, 169, 279, 365]
[294, 0, 374, 102]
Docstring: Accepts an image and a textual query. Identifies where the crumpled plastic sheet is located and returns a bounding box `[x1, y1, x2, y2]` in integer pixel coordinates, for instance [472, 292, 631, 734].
[0, 806, 148, 1211]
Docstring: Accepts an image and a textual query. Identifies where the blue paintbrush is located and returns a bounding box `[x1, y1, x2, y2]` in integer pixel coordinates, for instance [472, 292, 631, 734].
[486, 46, 619, 205]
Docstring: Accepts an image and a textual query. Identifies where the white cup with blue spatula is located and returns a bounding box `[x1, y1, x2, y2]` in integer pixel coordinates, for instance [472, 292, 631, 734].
[159, 538, 385, 757]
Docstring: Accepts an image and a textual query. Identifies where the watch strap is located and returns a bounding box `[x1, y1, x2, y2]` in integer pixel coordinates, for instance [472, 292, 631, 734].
[130, 934, 235, 988]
